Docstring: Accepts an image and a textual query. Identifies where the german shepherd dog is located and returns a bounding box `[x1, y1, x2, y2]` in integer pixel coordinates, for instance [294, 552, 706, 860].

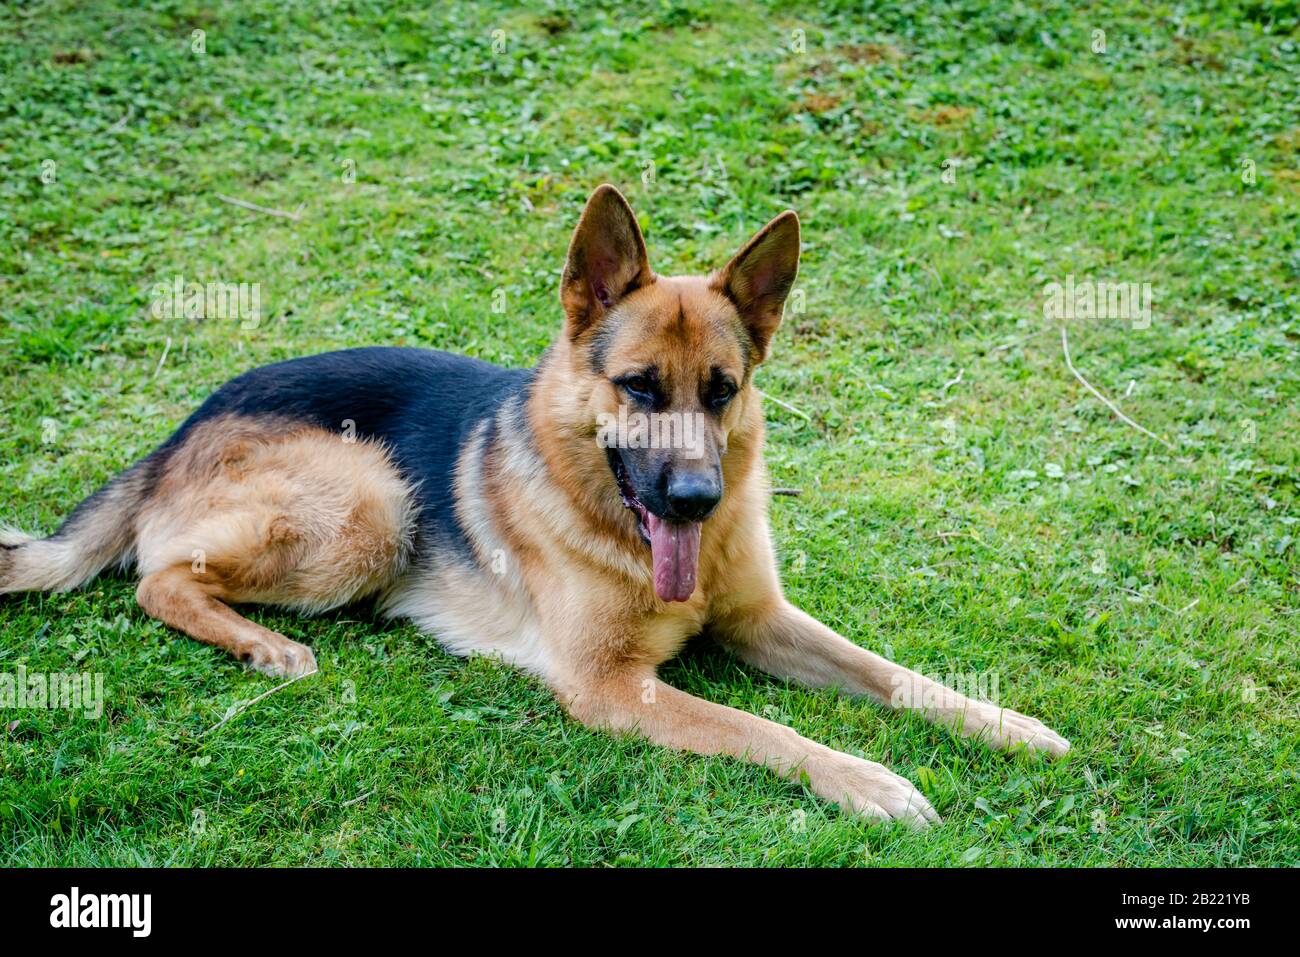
[1, 186, 1068, 823]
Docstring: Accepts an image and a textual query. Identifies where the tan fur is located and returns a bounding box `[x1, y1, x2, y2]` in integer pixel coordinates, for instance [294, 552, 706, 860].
[124, 417, 416, 675]
[136, 564, 317, 677]
[135, 416, 415, 613]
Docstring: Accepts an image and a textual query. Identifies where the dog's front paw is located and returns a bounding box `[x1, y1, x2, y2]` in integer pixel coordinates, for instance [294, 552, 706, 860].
[809, 752, 940, 826]
[960, 704, 1070, 757]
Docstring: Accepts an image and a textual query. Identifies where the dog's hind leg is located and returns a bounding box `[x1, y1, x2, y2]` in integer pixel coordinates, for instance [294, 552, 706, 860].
[129, 419, 415, 677]
[136, 564, 317, 677]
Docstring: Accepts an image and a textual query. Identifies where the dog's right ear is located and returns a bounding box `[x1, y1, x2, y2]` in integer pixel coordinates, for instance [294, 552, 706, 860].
[560, 184, 653, 340]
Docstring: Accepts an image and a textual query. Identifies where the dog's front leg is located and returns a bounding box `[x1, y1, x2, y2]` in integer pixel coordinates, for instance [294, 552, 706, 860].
[554, 668, 938, 825]
[713, 599, 1070, 757]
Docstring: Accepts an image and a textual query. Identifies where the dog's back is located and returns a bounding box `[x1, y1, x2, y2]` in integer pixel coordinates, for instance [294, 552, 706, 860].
[2, 348, 526, 578]
[0, 346, 530, 674]
[167, 346, 532, 550]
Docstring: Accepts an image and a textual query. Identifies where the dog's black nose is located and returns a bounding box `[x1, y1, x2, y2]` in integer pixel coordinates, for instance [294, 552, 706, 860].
[665, 471, 722, 522]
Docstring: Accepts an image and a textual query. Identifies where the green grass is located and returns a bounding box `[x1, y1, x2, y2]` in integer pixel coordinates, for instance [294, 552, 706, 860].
[1, 0, 1298, 866]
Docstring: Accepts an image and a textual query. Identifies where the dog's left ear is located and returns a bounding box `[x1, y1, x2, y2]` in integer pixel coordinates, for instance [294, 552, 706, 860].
[712, 211, 800, 361]
[560, 184, 653, 340]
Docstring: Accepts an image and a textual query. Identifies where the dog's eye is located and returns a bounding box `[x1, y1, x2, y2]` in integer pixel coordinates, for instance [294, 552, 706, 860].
[707, 380, 737, 409]
[618, 374, 656, 402]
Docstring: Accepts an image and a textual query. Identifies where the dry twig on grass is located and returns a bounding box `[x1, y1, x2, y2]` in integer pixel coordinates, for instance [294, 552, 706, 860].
[1061, 326, 1172, 450]
[216, 194, 303, 221]
[205, 668, 318, 736]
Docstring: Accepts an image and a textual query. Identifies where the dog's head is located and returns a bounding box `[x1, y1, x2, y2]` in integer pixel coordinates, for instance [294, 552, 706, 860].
[557, 184, 799, 601]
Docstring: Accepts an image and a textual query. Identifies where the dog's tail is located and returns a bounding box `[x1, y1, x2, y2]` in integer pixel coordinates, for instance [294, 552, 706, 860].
[1, 456, 160, 594]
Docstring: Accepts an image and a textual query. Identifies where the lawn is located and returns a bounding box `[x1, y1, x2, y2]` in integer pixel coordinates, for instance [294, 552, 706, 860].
[0, 0, 1297, 866]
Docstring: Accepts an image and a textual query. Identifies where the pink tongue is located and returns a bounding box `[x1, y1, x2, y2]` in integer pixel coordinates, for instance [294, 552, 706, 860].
[645, 514, 701, 602]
